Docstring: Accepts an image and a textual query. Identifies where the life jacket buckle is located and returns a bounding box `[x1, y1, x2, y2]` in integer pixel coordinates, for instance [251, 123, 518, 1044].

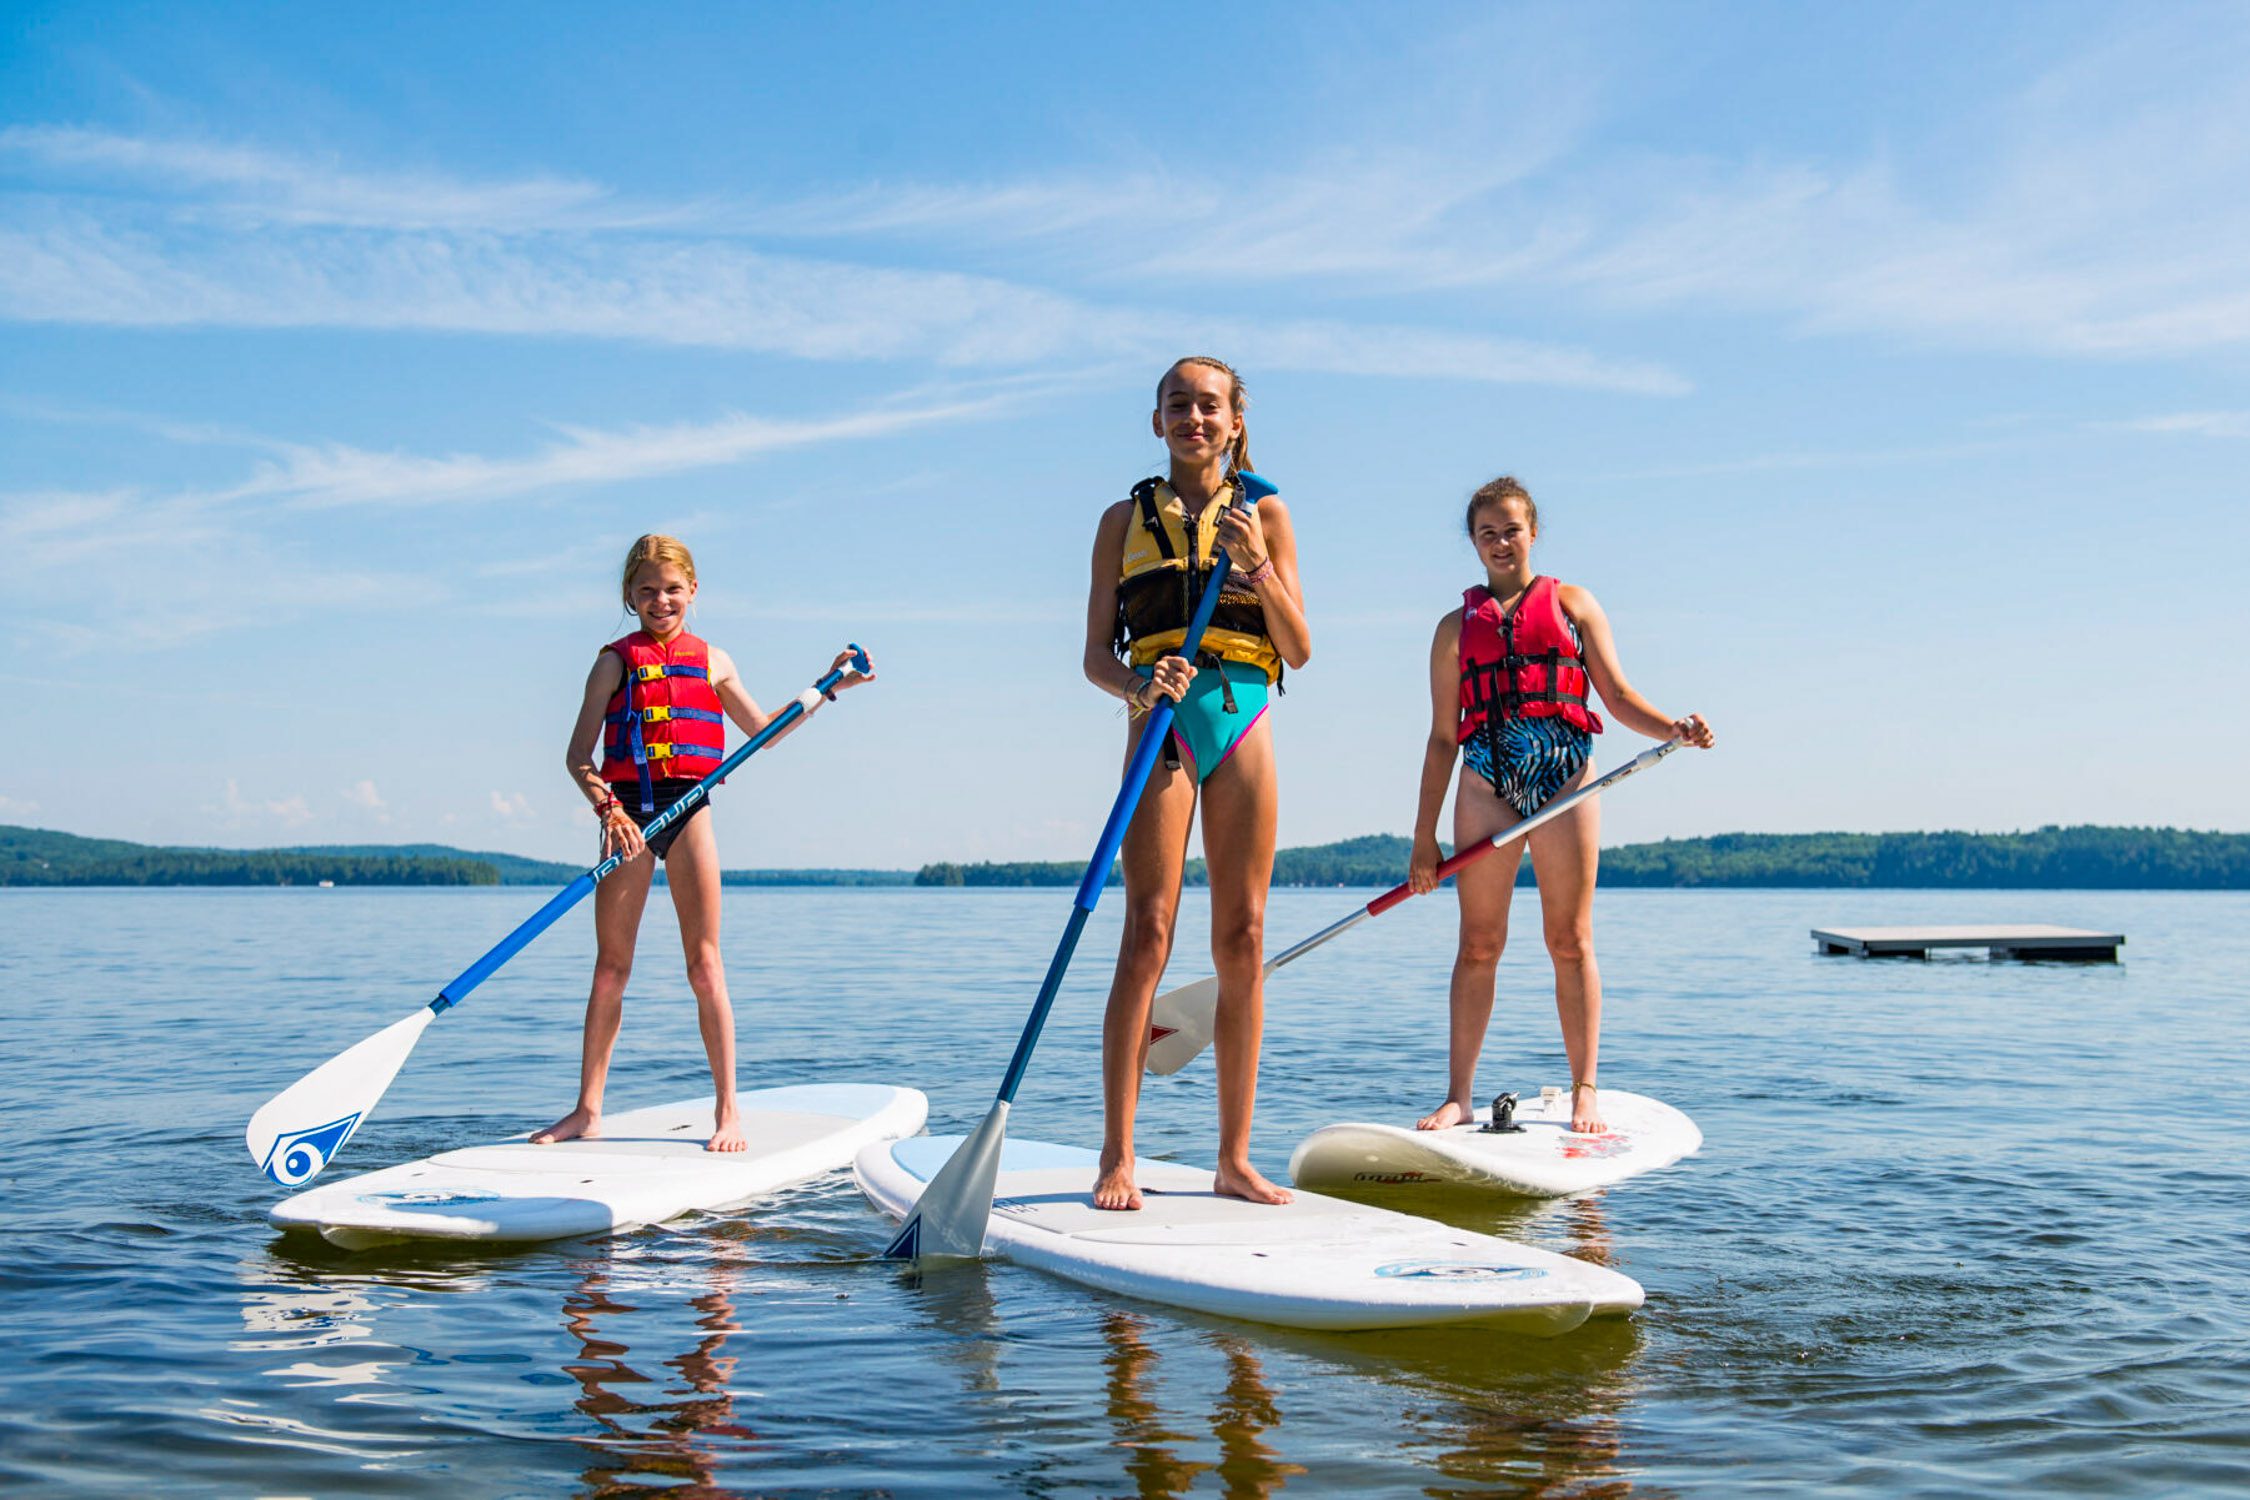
[635, 663, 668, 682]
[642, 705, 672, 723]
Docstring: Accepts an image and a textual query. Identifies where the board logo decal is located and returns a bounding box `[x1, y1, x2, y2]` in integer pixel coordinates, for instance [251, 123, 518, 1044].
[1561, 1134, 1633, 1160]
[1353, 1170, 1432, 1183]
[1375, 1260, 1548, 1282]
[1148, 1024, 1178, 1042]
[360, 1190, 504, 1208]
[261, 1112, 363, 1187]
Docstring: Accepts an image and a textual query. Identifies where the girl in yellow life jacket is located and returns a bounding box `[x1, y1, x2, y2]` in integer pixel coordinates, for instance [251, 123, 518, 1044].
[1080, 357, 1312, 1212]
[540, 534, 870, 1154]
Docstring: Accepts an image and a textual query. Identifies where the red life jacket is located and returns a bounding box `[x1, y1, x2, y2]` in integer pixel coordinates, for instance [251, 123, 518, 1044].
[599, 631, 727, 810]
[1458, 576, 1603, 743]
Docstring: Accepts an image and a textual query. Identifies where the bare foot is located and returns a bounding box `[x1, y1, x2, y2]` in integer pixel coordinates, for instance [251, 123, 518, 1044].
[1093, 1151, 1142, 1211]
[707, 1105, 746, 1153]
[1571, 1086, 1607, 1135]
[531, 1106, 600, 1145]
[1416, 1098, 1472, 1131]
[1214, 1162, 1292, 1205]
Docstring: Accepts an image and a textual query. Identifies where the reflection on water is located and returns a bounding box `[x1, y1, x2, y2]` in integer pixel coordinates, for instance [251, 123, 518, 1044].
[565, 1240, 760, 1497]
[1102, 1309, 1312, 1499]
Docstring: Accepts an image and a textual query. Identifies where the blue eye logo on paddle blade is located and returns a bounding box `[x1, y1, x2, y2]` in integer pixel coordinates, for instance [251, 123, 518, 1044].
[261, 1113, 362, 1187]
[1375, 1261, 1548, 1282]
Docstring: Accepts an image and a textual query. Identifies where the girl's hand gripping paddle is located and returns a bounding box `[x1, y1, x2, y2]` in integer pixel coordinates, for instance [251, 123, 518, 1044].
[245, 646, 874, 1188]
[883, 473, 1276, 1261]
[1144, 737, 1684, 1075]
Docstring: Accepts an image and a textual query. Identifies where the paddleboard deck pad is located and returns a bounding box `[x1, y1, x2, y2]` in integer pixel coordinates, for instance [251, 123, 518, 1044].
[1289, 1087, 1701, 1197]
[272, 1083, 927, 1249]
[855, 1135, 1641, 1333]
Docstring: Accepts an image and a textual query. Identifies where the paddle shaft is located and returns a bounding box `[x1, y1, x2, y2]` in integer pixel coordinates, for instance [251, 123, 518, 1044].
[428, 647, 869, 1015]
[1249, 738, 1683, 979]
[992, 477, 1271, 1102]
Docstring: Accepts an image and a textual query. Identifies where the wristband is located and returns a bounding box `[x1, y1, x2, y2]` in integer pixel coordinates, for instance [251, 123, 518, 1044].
[1241, 558, 1275, 589]
[592, 794, 619, 816]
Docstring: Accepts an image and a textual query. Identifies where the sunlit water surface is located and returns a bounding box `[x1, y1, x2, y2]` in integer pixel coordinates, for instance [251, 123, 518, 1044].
[2, 885, 2245, 1497]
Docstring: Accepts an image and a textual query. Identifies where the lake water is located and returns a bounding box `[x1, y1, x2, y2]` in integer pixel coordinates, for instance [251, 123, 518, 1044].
[2, 884, 2245, 1497]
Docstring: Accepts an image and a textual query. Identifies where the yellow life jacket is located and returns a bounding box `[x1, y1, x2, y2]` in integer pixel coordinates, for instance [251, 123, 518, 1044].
[1113, 476, 1283, 684]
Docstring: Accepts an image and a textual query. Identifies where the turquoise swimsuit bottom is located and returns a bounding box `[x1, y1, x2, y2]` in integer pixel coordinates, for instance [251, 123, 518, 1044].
[1137, 660, 1271, 785]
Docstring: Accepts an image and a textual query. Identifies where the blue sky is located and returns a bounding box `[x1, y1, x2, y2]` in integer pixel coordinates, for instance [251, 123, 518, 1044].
[4, 2, 2247, 866]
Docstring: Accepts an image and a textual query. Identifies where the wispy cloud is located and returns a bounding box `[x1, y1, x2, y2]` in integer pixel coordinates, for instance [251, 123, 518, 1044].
[0, 207, 1677, 393]
[0, 384, 1025, 652]
[2107, 411, 2250, 438]
[0, 125, 643, 232]
[215, 778, 314, 829]
[231, 393, 1016, 510]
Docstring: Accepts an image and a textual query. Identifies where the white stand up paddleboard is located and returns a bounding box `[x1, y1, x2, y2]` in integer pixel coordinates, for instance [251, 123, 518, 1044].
[855, 1135, 1642, 1333]
[1289, 1087, 1701, 1198]
[272, 1083, 927, 1249]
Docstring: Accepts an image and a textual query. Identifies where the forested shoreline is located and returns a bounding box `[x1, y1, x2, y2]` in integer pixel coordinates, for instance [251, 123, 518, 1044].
[8, 823, 2246, 890]
[913, 826, 2250, 890]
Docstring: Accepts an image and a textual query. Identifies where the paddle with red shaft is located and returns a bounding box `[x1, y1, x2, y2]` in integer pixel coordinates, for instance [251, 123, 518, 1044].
[1143, 736, 1683, 1076]
[882, 472, 1276, 1261]
[246, 645, 873, 1189]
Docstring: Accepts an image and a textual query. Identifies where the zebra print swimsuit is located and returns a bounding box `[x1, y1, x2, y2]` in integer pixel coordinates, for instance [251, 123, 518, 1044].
[1461, 716, 1591, 818]
[1461, 606, 1592, 816]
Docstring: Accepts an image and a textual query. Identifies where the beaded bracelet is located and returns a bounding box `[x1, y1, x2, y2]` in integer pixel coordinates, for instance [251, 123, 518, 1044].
[1240, 557, 1276, 589]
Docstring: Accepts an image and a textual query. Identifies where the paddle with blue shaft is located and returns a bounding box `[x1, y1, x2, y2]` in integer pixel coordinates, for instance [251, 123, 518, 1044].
[883, 472, 1277, 1261]
[1144, 735, 1685, 1075]
[245, 645, 874, 1189]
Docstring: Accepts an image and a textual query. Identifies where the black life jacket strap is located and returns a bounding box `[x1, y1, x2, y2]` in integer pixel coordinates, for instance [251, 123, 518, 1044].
[1130, 478, 1175, 561]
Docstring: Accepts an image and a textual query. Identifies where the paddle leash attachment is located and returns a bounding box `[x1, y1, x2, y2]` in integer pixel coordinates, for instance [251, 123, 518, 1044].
[245, 645, 875, 1188]
[1143, 736, 1684, 1076]
[883, 472, 1277, 1260]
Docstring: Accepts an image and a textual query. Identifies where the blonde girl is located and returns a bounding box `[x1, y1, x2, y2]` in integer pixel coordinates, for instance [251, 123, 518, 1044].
[537, 534, 866, 1151]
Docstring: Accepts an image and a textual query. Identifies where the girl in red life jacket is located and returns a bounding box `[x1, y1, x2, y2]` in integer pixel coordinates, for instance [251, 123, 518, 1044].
[537, 533, 870, 1154]
[1406, 478, 1713, 1136]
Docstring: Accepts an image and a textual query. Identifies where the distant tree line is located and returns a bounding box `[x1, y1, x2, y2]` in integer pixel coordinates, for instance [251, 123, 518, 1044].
[12, 821, 2246, 890]
[1596, 826, 2250, 889]
[914, 826, 2250, 890]
[2, 847, 497, 887]
[716, 869, 915, 887]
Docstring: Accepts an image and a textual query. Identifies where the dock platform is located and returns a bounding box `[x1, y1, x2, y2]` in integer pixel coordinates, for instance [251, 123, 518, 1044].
[1812, 925, 2123, 961]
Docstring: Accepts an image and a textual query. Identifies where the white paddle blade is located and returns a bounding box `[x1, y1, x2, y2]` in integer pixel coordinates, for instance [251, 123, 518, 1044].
[246, 1007, 436, 1187]
[883, 1100, 1009, 1260]
[1144, 973, 1221, 1076]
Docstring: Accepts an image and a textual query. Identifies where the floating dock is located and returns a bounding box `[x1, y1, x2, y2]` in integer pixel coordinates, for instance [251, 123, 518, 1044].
[1811, 925, 2123, 961]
